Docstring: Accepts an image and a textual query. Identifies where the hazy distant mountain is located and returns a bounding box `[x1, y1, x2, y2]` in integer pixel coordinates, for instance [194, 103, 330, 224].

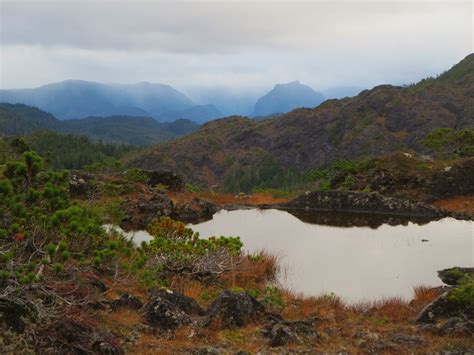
[0, 80, 222, 122]
[126, 54, 474, 187]
[0, 103, 199, 146]
[178, 104, 222, 124]
[252, 81, 325, 117]
[186, 87, 258, 116]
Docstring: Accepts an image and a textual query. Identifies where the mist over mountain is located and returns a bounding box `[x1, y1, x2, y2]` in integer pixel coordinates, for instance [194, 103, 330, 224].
[125, 54, 474, 187]
[252, 81, 325, 117]
[0, 80, 222, 122]
[0, 103, 199, 146]
[186, 87, 258, 116]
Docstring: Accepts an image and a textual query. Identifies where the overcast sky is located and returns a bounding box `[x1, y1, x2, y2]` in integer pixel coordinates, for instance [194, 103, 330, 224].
[0, 0, 472, 95]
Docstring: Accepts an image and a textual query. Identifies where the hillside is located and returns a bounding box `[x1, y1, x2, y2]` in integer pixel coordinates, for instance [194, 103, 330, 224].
[252, 81, 325, 117]
[125, 54, 474, 188]
[0, 80, 222, 122]
[0, 103, 199, 146]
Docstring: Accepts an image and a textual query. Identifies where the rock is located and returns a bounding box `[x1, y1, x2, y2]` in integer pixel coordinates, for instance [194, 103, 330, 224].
[89, 277, 107, 293]
[143, 170, 185, 192]
[121, 190, 218, 230]
[120, 191, 174, 230]
[415, 288, 474, 323]
[205, 290, 265, 328]
[262, 316, 319, 347]
[440, 318, 474, 336]
[282, 190, 449, 218]
[173, 198, 218, 224]
[0, 297, 37, 333]
[429, 158, 474, 199]
[42, 318, 123, 354]
[68, 172, 94, 197]
[150, 289, 205, 316]
[438, 267, 474, 286]
[144, 294, 193, 331]
[110, 293, 143, 310]
[391, 333, 424, 346]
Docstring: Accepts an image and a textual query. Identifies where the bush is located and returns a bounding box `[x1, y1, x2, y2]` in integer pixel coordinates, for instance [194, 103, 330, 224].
[140, 217, 242, 283]
[448, 280, 474, 308]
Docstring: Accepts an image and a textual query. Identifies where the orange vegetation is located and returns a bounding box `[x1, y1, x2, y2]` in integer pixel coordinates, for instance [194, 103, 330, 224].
[169, 191, 289, 207]
[433, 195, 474, 217]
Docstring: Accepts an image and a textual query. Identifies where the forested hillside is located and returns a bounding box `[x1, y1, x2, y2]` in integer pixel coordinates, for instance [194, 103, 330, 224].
[125, 54, 474, 190]
[0, 103, 199, 146]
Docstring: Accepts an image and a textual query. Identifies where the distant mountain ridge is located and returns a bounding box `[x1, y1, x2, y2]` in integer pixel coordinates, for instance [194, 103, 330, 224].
[0, 103, 199, 146]
[125, 53, 474, 187]
[252, 81, 325, 117]
[0, 80, 222, 122]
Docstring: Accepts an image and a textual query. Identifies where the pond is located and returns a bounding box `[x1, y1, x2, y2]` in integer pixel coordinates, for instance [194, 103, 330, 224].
[108, 209, 474, 303]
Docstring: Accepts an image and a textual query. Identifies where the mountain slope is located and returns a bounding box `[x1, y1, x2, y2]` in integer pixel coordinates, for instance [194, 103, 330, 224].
[0, 80, 222, 122]
[125, 54, 474, 188]
[252, 81, 325, 117]
[0, 103, 199, 146]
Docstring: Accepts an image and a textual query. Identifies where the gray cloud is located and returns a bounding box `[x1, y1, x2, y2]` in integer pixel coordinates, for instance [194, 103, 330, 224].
[0, 1, 472, 91]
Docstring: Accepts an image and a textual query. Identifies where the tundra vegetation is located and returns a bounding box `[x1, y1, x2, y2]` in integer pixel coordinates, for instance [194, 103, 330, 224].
[0, 145, 473, 353]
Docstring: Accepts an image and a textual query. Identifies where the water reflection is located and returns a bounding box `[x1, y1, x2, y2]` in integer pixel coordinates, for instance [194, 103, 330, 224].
[190, 209, 474, 303]
[282, 208, 437, 228]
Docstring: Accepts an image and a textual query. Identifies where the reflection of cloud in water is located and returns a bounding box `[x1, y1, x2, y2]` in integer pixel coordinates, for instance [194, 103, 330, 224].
[190, 209, 474, 303]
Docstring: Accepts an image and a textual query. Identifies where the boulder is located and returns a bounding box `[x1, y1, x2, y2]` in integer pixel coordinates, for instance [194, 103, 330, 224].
[68, 172, 94, 197]
[205, 290, 265, 328]
[0, 297, 37, 333]
[150, 289, 205, 316]
[144, 294, 193, 331]
[110, 293, 143, 310]
[144, 170, 185, 192]
[438, 267, 474, 286]
[414, 289, 473, 323]
[262, 315, 319, 347]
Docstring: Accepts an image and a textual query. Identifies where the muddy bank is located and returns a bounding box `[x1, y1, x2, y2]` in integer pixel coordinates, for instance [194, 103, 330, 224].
[275, 190, 471, 220]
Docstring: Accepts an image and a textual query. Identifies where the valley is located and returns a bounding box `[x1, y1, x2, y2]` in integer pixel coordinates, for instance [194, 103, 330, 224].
[0, 54, 473, 353]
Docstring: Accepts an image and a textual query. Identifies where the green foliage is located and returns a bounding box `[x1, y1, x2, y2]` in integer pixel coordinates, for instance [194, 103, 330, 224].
[423, 128, 474, 158]
[185, 183, 203, 193]
[139, 217, 242, 284]
[253, 286, 285, 310]
[306, 159, 360, 191]
[0, 151, 122, 287]
[224, 154, 304, 193]
[448, 279, 474, 308]
[123, 168, 149, 184]
[23, 130, 134, 170]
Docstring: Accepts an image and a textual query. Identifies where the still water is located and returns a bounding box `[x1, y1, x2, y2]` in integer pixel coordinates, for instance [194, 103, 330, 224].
[108, 209, 473, 303]
[190, 209, 473, 303]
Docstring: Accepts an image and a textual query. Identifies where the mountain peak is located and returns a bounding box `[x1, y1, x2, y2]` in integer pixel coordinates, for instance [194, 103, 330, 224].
[253, 81, 324, 117]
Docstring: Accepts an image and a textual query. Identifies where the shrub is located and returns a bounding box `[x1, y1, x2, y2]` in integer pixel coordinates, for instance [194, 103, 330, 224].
[140, 217, 242, 283]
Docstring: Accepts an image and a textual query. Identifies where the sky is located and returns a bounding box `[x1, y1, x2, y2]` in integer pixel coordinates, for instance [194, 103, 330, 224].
[0, 0, 472, 97]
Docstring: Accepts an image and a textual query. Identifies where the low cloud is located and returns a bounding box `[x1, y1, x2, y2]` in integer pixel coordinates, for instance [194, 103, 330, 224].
[0, 1, 471, 90]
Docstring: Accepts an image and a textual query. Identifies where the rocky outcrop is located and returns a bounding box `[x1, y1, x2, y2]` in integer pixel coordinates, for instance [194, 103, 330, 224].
[110, 293, 143, 310]
[120, 190, 218, 230]
[280, 191, 456, 218]
[150, 289, 205, 316]
[143, 170, 185, 192]
[438, 267, 474, 286]
[144, 293, 193, 331]
[68, 171, 94, 197]
[428, 158, 474, 199]
[415, 267, 474, 331]
[205, 290, 265, 328]
[262, 315, 319, 347]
